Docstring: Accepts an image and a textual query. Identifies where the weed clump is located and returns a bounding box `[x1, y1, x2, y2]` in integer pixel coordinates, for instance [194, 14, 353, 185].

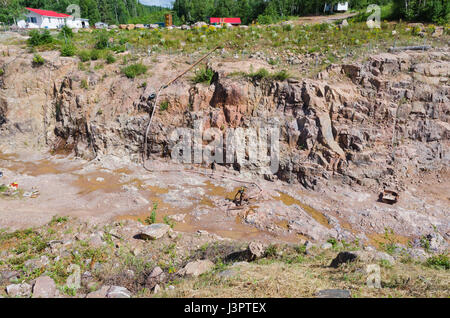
[32, 53, 45, 66]
[193, 67, 214, 84]
[121, 63, 147, 79]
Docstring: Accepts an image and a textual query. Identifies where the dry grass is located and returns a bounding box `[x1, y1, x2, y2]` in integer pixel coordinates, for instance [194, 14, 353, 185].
[158, 250, 449, 298]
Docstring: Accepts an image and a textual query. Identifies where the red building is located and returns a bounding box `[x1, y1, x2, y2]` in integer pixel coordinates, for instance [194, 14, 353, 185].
[209, 18, 241, 25]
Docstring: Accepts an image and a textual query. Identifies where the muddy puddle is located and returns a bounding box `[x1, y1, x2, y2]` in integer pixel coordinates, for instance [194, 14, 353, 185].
[273, 191, 332, 229]
[0, 152, 80, 176]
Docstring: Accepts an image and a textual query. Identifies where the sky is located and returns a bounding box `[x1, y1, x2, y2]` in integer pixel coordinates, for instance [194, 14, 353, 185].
[139, 0, 173, 8]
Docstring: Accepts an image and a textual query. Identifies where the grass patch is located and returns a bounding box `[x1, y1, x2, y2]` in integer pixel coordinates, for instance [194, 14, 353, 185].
[425, 254, 449, 270]
[193, 67, 214, 84]
[121, 63, 147, 79]
[32, 54, 45, 66]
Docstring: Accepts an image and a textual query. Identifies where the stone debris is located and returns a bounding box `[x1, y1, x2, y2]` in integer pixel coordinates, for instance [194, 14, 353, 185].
[178, 260, 214, 277]
[135, 223, 170, 240]
[6, 283, 32, 297]
[32, 276, 57, 298]
[316, 289, 351, 298]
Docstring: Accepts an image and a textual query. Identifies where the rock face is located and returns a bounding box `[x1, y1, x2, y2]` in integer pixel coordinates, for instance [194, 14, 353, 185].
[178, 260, 214, 277]
[135, 224, 170, 240]
[32, 276, 57, 298]
[1, 49, 448, 194]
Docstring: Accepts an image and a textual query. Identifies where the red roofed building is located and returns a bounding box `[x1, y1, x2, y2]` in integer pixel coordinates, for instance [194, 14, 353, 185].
[209, 18, 241, 25]
[17, 7, 89, 29]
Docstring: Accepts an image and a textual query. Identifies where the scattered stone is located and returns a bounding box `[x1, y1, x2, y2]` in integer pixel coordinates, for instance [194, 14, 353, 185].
[316, 289, 351, 298]
[247, 242, 266, 260]
[32, 276, 57, 298]
[178, 260, 214, 277]
[0, 270, 19, 283]
[218, 269, 237, 278]
[106, 286, 131, 298]
[330, 251, 358, 268]
[168, 214, 186, 222]
[145, 266, 166, 289]
[86, 285, 110, 298]
[6, 283, 32, 297]
[135, 223, 170, 240]
[321, 242, 333, 250]
[153, 284, 161, 294]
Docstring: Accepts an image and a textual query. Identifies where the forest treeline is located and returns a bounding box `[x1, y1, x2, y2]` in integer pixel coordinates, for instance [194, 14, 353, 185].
[0, 0, 449, 25]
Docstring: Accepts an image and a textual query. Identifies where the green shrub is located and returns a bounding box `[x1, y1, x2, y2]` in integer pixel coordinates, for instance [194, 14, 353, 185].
[32, 54, 45, 66]
[59, 25, 74, 39]
[78, 50, 91, 62]
[80, 79, 88, 89]
[426, 254, 449, 270]
[28, 30, 53, 46]
[271, 69, 290, 81]
[160, 101, 169, 111]
[0, 68, 4, 76]
[90, 49, 100, 61]
[145, 203, 158, 225]
[95, 32, 109, 49]
[121, 63, 147, 78]
[105, 52, 116, 64]
[60, 43, 76, 57]
[193, 67, 214, 84]
[249, 68, 270, 80]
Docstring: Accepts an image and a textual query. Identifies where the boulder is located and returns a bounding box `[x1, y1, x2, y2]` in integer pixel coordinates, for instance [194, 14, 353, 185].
[247, 242, 266, 260]
[145, 266, 166, 289]
[178, 260, 214, 277]
[106, 286, 131, 298]
[135, 223, 170, 240]
[86, 285, 110, 298]
[6, 283, 32, 297]
[316, 289, 351, 298]
[32, 276, 57, 298]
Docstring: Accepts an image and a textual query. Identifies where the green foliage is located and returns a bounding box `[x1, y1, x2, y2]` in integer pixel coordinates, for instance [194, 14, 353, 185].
[105, 52, 116, 64]
[32, 54, 45, 66]
[60, 43, 76, 57]
[145, 203, 158, 225]
[121, 63, 147, 79]
[28, 30, 53, 47]
[90, 49, 100, 61]
[265, 244, 278, 257]
[426, 254, 449, 270]
[78, 50, 91, 62]
[95, 32, 109, 50]
[59, 25, 74, 39]
[160, 101, 169, 111]
[80, 79, 89, 89]
[193, 67, 214, 84]
[247, 68, 290, 81]
[0, 68, 3, 76]
[163, 216, 175, 228]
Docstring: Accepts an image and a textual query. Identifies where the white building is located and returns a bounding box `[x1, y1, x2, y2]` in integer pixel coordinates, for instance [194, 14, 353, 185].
[335, 2, 349, 12]
[66, 17, 90, 29]
[324, 2, 349, 13]
[17, 7, 89, 29]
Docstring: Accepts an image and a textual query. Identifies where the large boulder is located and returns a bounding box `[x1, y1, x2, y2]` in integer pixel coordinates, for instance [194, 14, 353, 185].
[6, 283, 32, 297]
[178, 260, 214, 277]
[32, 276, 57, 298]
[135, 223, 170, 240]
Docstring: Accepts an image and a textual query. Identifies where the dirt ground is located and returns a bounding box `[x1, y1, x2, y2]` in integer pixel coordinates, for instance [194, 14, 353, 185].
[1, 148, 448, 250]
[293, 12, 358, 25]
